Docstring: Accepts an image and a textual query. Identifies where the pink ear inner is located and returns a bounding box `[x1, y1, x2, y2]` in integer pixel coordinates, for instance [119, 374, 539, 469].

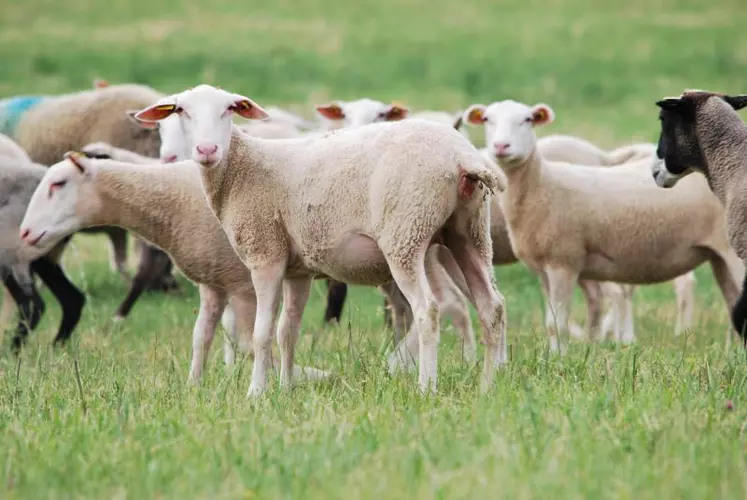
[135, 103, 177, 122]
[231, 99, 269, 120]
[385, 106, 409, 121]
[316, 105, 345, 120]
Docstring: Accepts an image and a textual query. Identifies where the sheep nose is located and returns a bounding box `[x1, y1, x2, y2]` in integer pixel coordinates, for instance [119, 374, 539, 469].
[20, 228, 30, 242]
[494, 143, 511, 156]
[196, 144, 218, 156]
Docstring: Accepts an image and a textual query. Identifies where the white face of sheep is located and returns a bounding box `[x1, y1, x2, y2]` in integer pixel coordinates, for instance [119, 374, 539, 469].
[463, 100, 555, 165]
[133, 84, 269, 168]
[19, 153, 93, 253]
[316, 99, 409, 128]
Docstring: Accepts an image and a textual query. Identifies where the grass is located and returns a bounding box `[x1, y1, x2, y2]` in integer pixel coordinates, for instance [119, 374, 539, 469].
[1, 0, 747, 497]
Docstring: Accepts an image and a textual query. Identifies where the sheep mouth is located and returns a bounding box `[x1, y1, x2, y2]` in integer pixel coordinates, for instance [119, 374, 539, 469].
[25, 230, 46, 247]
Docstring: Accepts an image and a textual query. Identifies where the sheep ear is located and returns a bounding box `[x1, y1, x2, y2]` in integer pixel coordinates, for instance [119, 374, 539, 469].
[93, 78, 110, 89]
[64, 151, 90, 174]
[316, 103, 345, 121]
[230, 95, 269, 120]
[723, 94, 747, 111]
[463, 105, 487, 126]
[126, 110, 158, 130]
[656, 98, 686, 112]
[135, 102, 178, 122]
[384, 103, 409, 121]
[530, 104, 554, 126]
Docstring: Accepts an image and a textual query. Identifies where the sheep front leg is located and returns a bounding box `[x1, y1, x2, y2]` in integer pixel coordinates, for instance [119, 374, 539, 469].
[188, 285, 227, 383]
[276, 278, 312, 389]
[544, 267, 577, 354]
[248, 262, 286, 397]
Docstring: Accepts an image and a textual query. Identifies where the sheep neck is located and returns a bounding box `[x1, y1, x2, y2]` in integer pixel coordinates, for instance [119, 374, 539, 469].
[94, 164, 182, 250]
[500, 149, 543, 224]
[695, 105, 747, 204]
[199, 128, 279, 223]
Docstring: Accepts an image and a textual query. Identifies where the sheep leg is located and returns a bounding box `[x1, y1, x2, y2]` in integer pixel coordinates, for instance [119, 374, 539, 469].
[30, 258, 85, 346]
[379, 282, 412, 345]
[384, 247, 441, 392]
[445, 239, 507, 393]
[577, 280, 603, 341]
[276, 278, 312, 389]
[221, 305, 238, 366]
[188, 285, 227, 383]
[3, 274, 44, 353]
[105, 227, 131, 284]
[113, 245, 170, 319]
[0, 286, 14, 328]
[709, 252, 745, 346]
[543, 267, 578, 354]
[247, 262, 286, 397]
[673, 272, 696, 337]
[323, 280, 347, 325]
[616, 284, 636, 344]
[431, 245, 476, 364]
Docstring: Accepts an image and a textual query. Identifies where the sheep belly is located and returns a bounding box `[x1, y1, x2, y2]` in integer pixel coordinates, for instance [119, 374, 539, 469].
[304, 231, 391, 285]
[581, 247, 709, 284]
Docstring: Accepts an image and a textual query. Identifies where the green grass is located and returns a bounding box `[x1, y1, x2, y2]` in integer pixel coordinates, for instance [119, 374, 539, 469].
[1, 0, 747, 498]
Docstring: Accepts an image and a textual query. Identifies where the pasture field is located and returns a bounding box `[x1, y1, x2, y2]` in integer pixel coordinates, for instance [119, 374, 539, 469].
[1, 0, 747, 498]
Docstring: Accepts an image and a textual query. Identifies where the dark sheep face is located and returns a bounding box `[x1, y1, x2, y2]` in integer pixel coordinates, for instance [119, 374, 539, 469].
[652, 98, 701, 188]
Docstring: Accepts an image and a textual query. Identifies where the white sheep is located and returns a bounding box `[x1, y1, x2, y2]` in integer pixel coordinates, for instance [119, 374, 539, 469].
[133, 84, 507, 395]
[463, 99, 743, 352]
[19, 150, 330, 385]
[532, 134, 698, 342]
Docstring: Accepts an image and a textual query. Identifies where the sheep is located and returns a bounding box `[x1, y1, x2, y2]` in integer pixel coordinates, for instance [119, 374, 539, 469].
[531, 134, 698, 342]
[462, 99, 743, 352]
[136, 109, 480, 374]
[0, 157, 85, 351]
[537, 134, 656, 166]
[133, 84, 507, 395]
[650, 89, 747, 342]
[19, 150, 330, 384]
[0, 134, 33, 327]
[7, 83, 178, 295]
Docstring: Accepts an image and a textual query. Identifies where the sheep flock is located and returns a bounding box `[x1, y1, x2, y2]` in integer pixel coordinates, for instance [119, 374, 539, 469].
[1, 80, 746, 396]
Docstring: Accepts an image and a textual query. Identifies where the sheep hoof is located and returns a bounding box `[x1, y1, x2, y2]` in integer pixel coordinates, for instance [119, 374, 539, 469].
[246, 385, 266, 398]
[111, 314, 125, 323]
[569, 323, 587, 340]
[387, 350, 417, 374]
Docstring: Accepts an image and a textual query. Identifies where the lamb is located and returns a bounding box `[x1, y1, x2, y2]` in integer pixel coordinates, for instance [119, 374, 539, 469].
[133, 84, 507, 395]
[19, 151, 330, 384]
[462, 98, 742, 352]
[0, 157, 85, 351]
[650, 89, 747, 342]
[6, 83, 178, 295]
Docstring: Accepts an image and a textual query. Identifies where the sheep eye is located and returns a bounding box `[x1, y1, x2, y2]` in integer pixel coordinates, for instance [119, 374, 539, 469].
[48, 180, 66, 197]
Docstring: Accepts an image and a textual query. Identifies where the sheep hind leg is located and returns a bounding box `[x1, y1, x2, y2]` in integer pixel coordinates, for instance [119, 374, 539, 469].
[673, 272, 696, 337]
[188, 285, 227, 384]
[384, 249, 440, 393]
[106, 227, 131, 285]
[431, 245, 476, 365]
[323, 280, 347, 326]
[444, 238, 506, 393]
[0, 286, 14, 329]
[276, 277, 313, 389]
[247, 261, 286, 397]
